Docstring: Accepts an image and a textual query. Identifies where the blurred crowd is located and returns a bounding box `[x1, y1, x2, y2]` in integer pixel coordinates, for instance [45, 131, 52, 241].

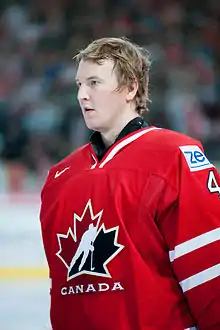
[0, 0, 219, 191]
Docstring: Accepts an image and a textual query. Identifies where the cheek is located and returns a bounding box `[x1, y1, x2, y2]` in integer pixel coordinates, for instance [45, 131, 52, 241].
[95, 91, 112, 107]
[94, 89, 124, 113]
[110, 93, 125, 109]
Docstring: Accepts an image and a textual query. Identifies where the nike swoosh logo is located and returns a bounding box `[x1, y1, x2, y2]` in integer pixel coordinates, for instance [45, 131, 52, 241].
[54, 167, 70, 178]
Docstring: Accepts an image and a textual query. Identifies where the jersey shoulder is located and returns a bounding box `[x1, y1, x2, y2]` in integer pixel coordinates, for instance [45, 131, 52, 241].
[138, 127, 212, 182]
[43, 143, 90, 187]
[144, 127, 203, 151]
[53, 143, 90, 170]
[136, 127, 206, 171]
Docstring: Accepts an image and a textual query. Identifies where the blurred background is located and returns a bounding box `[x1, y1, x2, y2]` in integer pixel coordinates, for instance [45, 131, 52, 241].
[0, 0, 219, 329]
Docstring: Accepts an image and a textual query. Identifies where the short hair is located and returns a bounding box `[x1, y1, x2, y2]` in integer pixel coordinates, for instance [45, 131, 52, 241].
[74, 37, 151, 114]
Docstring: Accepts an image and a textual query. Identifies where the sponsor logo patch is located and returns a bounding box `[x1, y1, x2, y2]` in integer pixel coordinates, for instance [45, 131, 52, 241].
[179, 145, 213, 172]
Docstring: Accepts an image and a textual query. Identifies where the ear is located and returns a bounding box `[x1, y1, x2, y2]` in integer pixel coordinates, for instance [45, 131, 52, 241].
[126, 80, 138, 102]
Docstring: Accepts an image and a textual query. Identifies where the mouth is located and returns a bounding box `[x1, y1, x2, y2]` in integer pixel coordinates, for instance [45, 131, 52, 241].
[84, 108, 95, 112]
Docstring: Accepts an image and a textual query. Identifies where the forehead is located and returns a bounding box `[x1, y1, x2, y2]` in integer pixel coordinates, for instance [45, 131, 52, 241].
[76, 59, 115, 80]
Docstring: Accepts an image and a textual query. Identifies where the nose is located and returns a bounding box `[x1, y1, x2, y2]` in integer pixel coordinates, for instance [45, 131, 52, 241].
[77, 84, 90, 102]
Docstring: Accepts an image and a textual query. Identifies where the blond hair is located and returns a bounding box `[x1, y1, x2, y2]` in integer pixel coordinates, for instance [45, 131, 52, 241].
[74, 37, 151, 114]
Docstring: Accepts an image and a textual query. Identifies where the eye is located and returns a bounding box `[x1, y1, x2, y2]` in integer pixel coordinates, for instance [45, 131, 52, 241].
[90, 80, 98, 87]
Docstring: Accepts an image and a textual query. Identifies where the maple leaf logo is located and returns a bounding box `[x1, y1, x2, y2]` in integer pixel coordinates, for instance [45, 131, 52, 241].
[56, 199, 124, 281]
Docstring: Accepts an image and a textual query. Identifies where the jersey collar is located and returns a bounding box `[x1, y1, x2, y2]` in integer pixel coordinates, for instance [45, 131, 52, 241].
[90, 125, 160, 169]
[90, 117, 149, 161]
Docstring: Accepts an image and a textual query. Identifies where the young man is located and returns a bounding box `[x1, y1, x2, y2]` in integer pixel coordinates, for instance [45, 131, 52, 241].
[40, 37, 220, 330]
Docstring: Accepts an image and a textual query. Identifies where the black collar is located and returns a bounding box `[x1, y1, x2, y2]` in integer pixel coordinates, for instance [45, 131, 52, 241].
[90, 117, 149, 161]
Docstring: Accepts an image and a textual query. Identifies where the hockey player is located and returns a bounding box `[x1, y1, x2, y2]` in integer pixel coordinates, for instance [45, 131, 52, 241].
[40, 37, 220, 330]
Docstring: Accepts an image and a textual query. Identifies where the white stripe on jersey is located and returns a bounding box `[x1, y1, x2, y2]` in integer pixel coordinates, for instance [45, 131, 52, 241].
[169, 228, 220, 262]
[180, 263, 220, 292]
[90, 154, 98, 169]
[98, 127, 160, 169]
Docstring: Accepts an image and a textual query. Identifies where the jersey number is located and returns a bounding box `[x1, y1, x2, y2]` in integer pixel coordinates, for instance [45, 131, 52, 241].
[207, 170, 220, 196]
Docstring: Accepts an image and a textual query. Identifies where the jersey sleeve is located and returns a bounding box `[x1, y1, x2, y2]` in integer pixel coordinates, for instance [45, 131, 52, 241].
[158, 144, 220, 329]
[39, 167, 57, 276]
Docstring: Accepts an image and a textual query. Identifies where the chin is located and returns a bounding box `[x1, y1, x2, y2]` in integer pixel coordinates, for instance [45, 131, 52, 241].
[84, 120, 102, 132]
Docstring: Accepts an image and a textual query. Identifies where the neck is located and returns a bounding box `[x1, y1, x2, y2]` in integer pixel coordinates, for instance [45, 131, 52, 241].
[101, 112, 140, 148]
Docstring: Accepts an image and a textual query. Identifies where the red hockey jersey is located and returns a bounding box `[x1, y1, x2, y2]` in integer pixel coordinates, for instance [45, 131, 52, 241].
[40, 126, 220, 330]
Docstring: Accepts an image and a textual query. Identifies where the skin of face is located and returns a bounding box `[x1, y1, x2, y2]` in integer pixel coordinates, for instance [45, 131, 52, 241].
[76, 59, 138, 146]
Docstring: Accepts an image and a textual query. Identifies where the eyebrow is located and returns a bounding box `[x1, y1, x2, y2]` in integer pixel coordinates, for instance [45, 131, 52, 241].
[75, 76, 102, 83]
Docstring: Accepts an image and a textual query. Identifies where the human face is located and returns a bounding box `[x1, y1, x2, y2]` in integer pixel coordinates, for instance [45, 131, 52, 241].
[75, 59, 130, 133]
